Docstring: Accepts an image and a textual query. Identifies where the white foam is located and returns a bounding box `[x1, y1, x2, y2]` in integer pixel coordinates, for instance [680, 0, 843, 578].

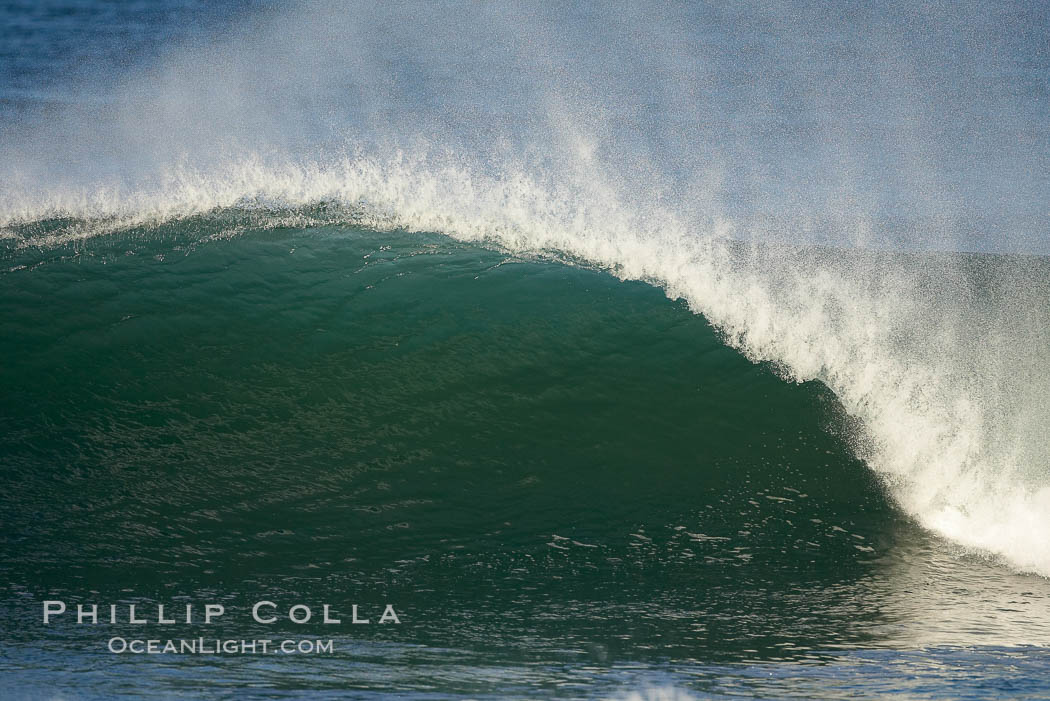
[613, 687, 699, 701]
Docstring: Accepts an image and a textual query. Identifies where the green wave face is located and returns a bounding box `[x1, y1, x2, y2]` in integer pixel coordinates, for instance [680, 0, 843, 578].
[4, 224, 1050, 699]
[1, 226, 884, 627]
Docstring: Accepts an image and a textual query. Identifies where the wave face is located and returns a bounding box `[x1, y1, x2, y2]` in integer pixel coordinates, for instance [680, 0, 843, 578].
[2, 0, 1050, 588]
[5, 225, 1050, 698]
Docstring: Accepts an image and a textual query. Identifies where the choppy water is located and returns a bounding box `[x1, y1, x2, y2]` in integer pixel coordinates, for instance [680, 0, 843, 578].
[2, 2, 1050, 699]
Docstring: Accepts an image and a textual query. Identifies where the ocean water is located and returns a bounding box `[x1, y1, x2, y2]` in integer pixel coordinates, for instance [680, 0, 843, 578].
[2, 2, 1050, 699]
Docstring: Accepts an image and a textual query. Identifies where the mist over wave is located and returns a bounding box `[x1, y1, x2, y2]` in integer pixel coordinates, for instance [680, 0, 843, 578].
[2, 1, 1050, 576]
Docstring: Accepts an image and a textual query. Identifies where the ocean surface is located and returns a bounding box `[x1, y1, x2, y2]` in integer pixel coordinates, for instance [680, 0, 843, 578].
[2, 2, 1050, 699]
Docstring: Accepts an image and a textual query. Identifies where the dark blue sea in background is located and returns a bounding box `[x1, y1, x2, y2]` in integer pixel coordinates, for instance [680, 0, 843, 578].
[2, 2, 1050, 699]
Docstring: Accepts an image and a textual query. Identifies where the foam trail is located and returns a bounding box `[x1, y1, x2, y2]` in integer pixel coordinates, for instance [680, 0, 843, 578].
[614, 688, 699, 701]
[2, 1, 1050, 575]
